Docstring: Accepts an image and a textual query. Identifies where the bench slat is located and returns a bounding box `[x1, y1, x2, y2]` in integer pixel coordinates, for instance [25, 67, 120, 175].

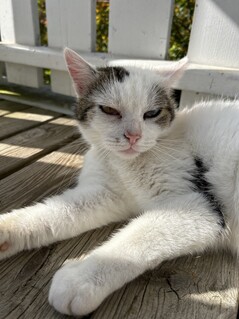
[46, 0, 96, 96]
[0, 0, 43, 87]
[108, 0, 174, 59]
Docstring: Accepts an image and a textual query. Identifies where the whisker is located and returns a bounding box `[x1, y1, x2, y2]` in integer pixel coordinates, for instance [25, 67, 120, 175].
[97, 147, 110, 162]
[156, 144, 182, 154]
[157, 139, 179, 145]
[154, 142, 183, 154]
[158, 137, 180, 142]
[150, 147, 178, 161]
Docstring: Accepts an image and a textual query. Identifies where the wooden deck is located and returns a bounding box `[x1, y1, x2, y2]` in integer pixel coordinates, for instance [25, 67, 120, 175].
[0, 99, 238, 319]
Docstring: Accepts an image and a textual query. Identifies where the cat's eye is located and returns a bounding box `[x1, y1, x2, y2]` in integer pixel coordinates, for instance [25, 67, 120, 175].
[99, 105, 121, 117]
[143, 108, 162, 119]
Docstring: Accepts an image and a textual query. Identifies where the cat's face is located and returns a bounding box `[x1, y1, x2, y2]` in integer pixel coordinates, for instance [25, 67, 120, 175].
[64, 49, 187, 160]
[76, 67, 175, 159]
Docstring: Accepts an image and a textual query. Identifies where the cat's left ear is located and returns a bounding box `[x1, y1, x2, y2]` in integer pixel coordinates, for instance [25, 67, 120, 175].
[64, 48, 97, 96]
[160, 57, 188, 88]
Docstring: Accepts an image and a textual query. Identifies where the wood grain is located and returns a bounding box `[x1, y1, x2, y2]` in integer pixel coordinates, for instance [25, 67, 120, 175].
[0, 225, 118, 319]
[0, 100, 30, 116]
[0, 117, 79, 178]
[0, 107, 60, 140]
[0, 138, 86, 213]
[92, 253, 239, 319]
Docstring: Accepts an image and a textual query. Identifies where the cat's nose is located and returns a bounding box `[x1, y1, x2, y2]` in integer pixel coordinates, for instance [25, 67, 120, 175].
[124, 131, 141, 145]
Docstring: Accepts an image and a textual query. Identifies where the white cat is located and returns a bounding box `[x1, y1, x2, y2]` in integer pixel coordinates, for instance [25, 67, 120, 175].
[0, 48, 238, 316]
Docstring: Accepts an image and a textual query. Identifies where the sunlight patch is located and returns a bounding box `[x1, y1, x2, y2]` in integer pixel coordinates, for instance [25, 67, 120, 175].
[0, 90, 20, 96]
[188, 288, 237, 307]
[5, 112, 54, 121]
[0, 144, 43, 157]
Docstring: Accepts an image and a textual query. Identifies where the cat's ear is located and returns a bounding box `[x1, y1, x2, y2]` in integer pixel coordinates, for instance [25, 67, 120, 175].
[64, 48, 97, 96]
[160, 57, 188, 88]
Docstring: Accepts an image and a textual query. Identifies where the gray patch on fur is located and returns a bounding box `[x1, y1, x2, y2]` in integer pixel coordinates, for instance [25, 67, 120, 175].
[189, 157, 225, 228]
[97, 66, 130, 84]
[75, 97, 95, 123]
[75, 67, 130, 124]
[148, 84, 175, 127]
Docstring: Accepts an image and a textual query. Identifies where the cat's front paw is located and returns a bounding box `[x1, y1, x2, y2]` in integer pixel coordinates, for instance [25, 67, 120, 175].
[49, 256, 111, 316]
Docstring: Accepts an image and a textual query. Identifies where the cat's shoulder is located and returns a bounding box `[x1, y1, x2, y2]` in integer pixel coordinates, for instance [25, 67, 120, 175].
[175, 98, 239, 149]
[177, 99, 239, 128]
[180, 98, 239, 117]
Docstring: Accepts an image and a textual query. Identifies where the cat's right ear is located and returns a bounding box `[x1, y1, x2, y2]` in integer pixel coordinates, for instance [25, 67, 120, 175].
[64, 48, 97, 96]
[160, 57, 188, 88]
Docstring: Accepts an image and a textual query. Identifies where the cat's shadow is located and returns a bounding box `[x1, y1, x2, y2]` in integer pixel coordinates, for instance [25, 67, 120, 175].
[0, 224, 237, 319]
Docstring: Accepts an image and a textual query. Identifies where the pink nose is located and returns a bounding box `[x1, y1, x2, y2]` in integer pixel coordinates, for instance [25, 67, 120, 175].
[124, 131, 141, 145]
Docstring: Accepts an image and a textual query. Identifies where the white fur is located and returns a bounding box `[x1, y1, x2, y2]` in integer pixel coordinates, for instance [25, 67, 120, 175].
[0, 61, 238, 316]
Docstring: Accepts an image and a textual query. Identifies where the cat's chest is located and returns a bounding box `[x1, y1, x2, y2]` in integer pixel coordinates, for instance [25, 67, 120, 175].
[115, 158, 190, 205]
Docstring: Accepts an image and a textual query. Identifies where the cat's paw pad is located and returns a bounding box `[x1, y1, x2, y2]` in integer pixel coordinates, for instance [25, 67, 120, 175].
[0, 241, 10, 252]
[49, 259, 108, 316]
[0, 228, 12, 257]
[0, 216, 25, 259]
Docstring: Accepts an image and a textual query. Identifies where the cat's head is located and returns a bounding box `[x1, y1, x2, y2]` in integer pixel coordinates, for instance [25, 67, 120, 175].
[64, 48, 187, 160]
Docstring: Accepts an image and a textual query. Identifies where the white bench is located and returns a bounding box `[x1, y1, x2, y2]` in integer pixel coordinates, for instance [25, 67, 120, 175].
[0, 0, 238, 111]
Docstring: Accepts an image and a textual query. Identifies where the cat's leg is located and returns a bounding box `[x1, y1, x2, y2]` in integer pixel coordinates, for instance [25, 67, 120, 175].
[49, 193, 225, 316]
[0, 162, 132, 259]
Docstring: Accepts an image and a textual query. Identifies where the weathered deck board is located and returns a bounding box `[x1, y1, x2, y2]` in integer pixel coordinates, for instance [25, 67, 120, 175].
[0, 225, 118, 319]
[0, 117, 79, 179]
[0, 107, 60, 140]
[0, 138, 85, 213]
[92, 253, 239, 319]
[0, 100, 30, 117]
[0, 100, 238, 319]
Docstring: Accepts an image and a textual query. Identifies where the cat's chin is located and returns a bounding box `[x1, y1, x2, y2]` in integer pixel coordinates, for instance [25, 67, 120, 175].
[116, 148, 141, 159]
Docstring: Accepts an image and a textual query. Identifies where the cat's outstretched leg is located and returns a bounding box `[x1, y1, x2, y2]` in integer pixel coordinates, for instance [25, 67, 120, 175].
[0, 153, 133, 259]
[0, 189, 131, 259]
[49, 193, 225, 316]
[0, 189, 127, 260]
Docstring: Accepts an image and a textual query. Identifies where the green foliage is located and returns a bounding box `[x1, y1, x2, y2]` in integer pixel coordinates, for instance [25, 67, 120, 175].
[96, 2, 109, 52]
[38, 0, 47, 46]
[38, 0, 49, 84]
[169, 0, 195, 60]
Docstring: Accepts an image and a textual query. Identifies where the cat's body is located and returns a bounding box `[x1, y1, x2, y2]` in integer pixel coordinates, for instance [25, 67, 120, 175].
[86, 99, 239, 253]
[0, 49, 238, 316]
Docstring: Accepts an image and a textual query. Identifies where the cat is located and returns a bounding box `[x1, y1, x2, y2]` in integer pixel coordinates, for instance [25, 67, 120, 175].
[0, 48, 238, 316]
